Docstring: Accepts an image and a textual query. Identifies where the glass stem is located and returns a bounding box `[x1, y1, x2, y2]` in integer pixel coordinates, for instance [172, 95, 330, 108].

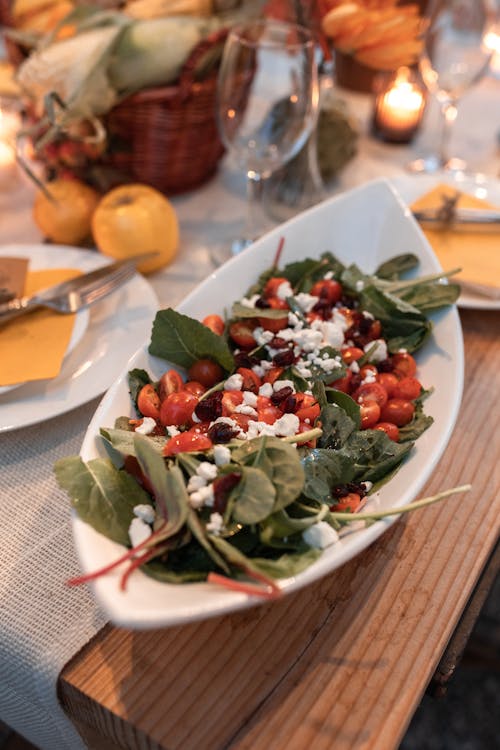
[242, 169, 262, 248]
[439, 101, 458, 168]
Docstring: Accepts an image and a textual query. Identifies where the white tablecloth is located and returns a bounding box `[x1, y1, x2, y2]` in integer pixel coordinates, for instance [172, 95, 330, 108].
[0, 74, 499, 749]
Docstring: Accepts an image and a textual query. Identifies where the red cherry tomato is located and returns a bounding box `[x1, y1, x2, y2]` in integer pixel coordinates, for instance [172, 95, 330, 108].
[229, 321, 257, 349]
[258, 297, 289, 333]
[263, 366, 284, 385]
[376, 372, 399, 398]
[232, 413, 252, 432]
[352, 382, 388, 408]
[183, 380, 206, 397]
[202, 314, 225, 336]
[359, 364, 378, 380]
[360, 401, 381, 429]
[373, 422, 400, 441]
[263, 277, 289, 298]
[257, 405, 282, 424]
[393, 376, 422, 401]
[380, 399, 415, 427]
[137, 384, 161, 420]
[295, 393, 321, 423]
[331, 492, 363, 513]
[341, 347, 364, 364]
[391, 352, 417, 378]
[188, 359, 224, 388]
[163, 429, 213, 457]
[221, 390, 244, 416]
[159, 391, 198, 427]
[158, 369, 184, 400]
[297, 420, 318, 448]
[236, 367, 261, 393]
[310, 279, 342, 304]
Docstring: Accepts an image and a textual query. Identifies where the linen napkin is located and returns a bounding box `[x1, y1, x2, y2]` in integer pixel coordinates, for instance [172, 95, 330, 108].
[0, 267, 82, 386]
[411, 183, 500, 298]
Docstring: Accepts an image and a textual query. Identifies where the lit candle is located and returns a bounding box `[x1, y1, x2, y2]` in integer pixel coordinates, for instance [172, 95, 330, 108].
[372, 68, 426, 143]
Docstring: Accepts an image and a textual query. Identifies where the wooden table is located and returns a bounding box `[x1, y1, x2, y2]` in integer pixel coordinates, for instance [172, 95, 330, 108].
[58, 307, 500, 750]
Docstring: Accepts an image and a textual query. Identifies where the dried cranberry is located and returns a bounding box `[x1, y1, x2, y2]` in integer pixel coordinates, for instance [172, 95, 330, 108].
[271, 386, 293, 406]
[270, 336, 288, 349]
[273, 349, 295, 367]
[255, 296, 270, 309]
[312, 299, 332, 320]
[194, 391, 223, 422]
[234, 352, 259, 369]
[213, 472, 242, 513]
[207, 421, 238, 444]
[281, 394, 297, 413]
[377, 358, 394, 373]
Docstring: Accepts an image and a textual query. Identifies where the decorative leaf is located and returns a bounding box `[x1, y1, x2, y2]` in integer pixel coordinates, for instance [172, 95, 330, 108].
[54, 456, 149, 545]
[149, 308, 234, 372]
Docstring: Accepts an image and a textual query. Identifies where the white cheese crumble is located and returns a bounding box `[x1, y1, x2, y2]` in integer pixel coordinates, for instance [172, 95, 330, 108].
[258, 382, 273, 398]
[166, 425, 180, 437]
[273, 379, 295, 392]
[197, 461, 218, 481]
[135, 417, 157, 435]
[133, 504, 155, 524]
[189, 484, 214, 509]
[206, 512, 224, 536]
[128, 517, 152, 547]
[242, 390, 258, 407]
[273, 413, 300, 436]
[235, 403, 258, 417]
[276, 281, 293, 300]
[213, 445, 231, 466]
[187, 474, 206, 492]
[302, 521, 339, 549]
[364, 338, 388, 363]
[294, 292, 319, 313]
[224, 373, 244, 391]
[240, 294, 260, 308]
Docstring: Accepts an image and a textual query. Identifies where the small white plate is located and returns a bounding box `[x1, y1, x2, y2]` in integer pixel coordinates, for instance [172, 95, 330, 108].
[76, 178, 464, 629]
[389, 172, 500, 310]
[0, 244, 159, 432]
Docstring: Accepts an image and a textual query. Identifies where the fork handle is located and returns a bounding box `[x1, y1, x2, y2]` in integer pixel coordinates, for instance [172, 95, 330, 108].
[0, 297, 41, 325]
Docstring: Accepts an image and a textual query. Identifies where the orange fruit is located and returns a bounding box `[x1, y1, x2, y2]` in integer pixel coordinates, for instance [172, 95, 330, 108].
[33, 178, 100, 246]
[91, 183, 179, 274]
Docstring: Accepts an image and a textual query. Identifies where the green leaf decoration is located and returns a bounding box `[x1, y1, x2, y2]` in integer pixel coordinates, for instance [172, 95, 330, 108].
[149, 308, 234, 372]
[54, 456, 149, 546]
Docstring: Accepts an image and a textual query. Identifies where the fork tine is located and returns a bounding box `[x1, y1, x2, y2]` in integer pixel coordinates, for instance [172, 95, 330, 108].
[79, 264, 136, 308]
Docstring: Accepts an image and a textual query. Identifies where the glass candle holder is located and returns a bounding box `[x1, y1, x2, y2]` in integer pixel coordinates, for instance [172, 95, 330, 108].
[0, 97, 21, 187]
[371, 67, 426, 144]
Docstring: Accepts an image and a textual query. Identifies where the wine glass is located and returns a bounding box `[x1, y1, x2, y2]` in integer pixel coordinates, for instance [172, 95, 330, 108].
[409, 0, 497, 173]
[215, 19, 319, 259]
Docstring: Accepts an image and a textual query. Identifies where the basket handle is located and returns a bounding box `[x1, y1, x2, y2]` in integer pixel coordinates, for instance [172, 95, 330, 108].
[177, 27, 230, 99]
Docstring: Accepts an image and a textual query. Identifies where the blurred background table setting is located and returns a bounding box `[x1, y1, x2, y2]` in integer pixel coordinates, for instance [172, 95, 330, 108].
[0, 1, 499, 749]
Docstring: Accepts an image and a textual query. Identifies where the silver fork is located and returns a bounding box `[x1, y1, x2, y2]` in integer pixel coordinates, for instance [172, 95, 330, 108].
[0, 262, 136, 325]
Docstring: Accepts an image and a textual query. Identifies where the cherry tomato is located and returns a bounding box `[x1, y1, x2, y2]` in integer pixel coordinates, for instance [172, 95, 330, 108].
[229, 321, 257, 349]
[188, 359, 224, 388]
[163, 429, 213, 457]
[310, 279, 342, 304]
[236, 367, 261, 393]
[380, 398, 415, 427]
[360, 401, 381, 429]
[202, 314, 225, 336]
[137, 384, 161, 420]
[258, 297, 289, 333]
[183, 380, 206, 397]
[376, 372, 399, 398]
[232, 413, 252, 431]
[328, 369, 352, 393]
[159, 391, 198, 427]
[352, 382, 388, 408]
[374, 422, 400, 441]
[263, 366, 284, 385]
[393, 376, 422, 401]
[341, 347, 364, 364]
[359, 364, 378, 380]
[391, 352, 417, 378]
[331, 492, 363, 513]
[222, 390, 244, 416]
[297, 420, 318, 448]
[158, 369, 184, 400]
[257, 404, 282, 424]
[295, 393, 321, 423]
[263, 276, 289, 298]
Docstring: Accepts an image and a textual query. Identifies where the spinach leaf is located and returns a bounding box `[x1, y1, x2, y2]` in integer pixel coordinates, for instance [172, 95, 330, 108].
[398, 406, 434, 442]
[54, 456, 149, 546]
[259, 503, 330, 543]
[231, 466, 276, 524]
[342, 429, 413, 483]
[317, 402, 358, 449]
[149, 308, 234, 372]
[250, 547, 322, 578]
[301, 449, 355, 502]
[187, 508, 230, 574]
[323, 388, 361, 428]
[397, 282, 460, 312]
[375, 254, 419, 280]
[128, 368, 152, 414]
[231, 436, 304, 512]
[231, 302, 286, 319]
[281, 252, 345, 291]
[359, 285, 432, 353]
[100, 427, 166, 461]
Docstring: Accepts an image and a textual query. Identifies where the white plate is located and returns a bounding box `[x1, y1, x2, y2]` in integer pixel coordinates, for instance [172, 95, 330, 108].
[389, 172, 500, 310]
[0, 244, 159, 432]
[77, 178, 464, 629]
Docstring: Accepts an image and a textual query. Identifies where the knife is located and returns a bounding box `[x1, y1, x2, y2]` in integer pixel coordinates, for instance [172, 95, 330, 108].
[0, 252, 158, 319]
[412, 207, 500, 229]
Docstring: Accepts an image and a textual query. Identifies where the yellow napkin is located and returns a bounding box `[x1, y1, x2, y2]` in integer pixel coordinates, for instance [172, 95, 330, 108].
[0, 268, 81, 386]
[411, 184, 500, 297]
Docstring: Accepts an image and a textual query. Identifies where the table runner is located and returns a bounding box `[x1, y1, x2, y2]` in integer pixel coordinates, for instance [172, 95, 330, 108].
[0, 398, 107, 749]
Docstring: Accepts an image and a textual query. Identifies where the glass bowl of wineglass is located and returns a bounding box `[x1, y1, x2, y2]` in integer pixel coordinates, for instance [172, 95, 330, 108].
[215, 19, 319, 260]
[409, 0, 497, 174]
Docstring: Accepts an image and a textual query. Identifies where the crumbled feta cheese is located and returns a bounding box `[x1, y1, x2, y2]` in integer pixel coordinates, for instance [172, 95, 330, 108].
[252, 364, 266, 378]
[295, 363, 312, 379]
[189, 484, 214, 509]
[288, 312, 301, 327]
[350, 361, 360, 374]
[213, 445, 231, 466]
[276, 281, 293, 300]
[133, 504, 155, 524]
[135, 417, 157, 435]
[362, 310, 374, 320]
[273, 413, 300, 436]
[243, 390, 258, 407]
[166, 425, 180, 437]
[324, 271, 333, 280]
[206, 512, 224, 535]
[197, 461, 218, 481]
[355, 280, 365, 291]
[128, 517, 152, 547]
[258, 382, 273, 398]
[361, 370, 377, 384]
[240, 294, 260, 308]
[294, 292, 319, 313]
[318, 320, 344, 349]
[273, 379, 295, 392]
[253, 327, 274, 346]
[364, 338, 388, 363]
[187, 474, 206, 492]
[224, 373, 244, 391]
[362, 481, 373, 492]
[302, 521, 339, 549]
[235, 403, 258, 417]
